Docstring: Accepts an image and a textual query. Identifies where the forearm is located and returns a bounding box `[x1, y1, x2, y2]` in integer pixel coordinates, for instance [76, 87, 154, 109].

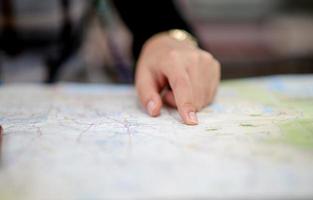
[112, 0, 194, 60]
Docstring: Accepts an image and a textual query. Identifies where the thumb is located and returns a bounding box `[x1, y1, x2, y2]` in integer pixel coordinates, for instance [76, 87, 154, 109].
[135, 67, 162, 117]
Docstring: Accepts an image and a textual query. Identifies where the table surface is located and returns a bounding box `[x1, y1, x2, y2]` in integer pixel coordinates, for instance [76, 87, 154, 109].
[0, 75, 313, 199]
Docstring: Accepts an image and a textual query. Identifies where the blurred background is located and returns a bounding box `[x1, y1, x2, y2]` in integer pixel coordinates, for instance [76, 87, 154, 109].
[0, 0, 312, 83]
[181, 0, 313, 79]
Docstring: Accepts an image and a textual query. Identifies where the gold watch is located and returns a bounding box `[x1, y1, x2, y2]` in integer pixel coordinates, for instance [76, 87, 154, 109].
[168, 29, 198, 47]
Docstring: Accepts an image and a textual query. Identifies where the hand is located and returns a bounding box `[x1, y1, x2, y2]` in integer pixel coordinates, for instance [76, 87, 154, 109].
[135, 32, 221, 125]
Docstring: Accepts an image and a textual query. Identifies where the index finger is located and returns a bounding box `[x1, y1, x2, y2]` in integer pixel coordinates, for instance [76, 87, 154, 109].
[166, 67, 198, 125]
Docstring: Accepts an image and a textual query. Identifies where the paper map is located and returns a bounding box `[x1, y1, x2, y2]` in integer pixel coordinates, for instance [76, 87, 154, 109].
[0, 75, 313, 199]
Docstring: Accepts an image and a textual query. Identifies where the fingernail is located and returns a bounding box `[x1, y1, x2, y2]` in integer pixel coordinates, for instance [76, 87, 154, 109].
[188, 112, 198, 124]
[147, 100, 156, 116]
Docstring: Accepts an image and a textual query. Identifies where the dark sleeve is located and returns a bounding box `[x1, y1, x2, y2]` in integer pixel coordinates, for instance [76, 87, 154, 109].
[112, 0, 194, 60]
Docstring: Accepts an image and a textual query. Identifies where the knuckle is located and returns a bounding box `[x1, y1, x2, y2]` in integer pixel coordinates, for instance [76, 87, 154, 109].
[164, 50, 181, 68]
[168, 49, 181, 61]
[201, 51, 214, 61]
[172, 77, 188, 91]
[189, 51, 200, 63]
[179, 100, 196, 110]
[186, 52, 200, 70]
